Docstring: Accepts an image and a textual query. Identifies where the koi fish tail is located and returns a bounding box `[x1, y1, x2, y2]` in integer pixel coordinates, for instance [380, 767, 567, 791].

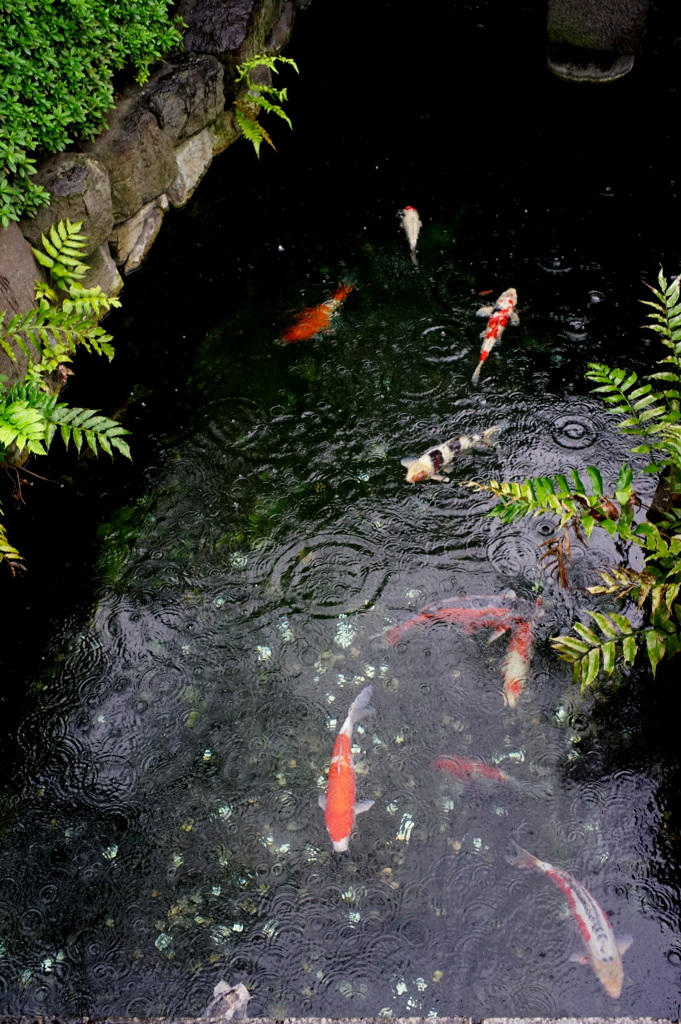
[333, 283, 355, 304]
[471, 357, 486, 384]
[410, 249, 419, 268]
[339, 685, 375, 735]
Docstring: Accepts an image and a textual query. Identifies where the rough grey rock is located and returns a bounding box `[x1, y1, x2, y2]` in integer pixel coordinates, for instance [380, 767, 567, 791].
[180, 0, 283, 59]
[80, 242, 124, 297]
[146, 53, 225, 142]
[263, 0, 296, 52]
[19, 154, 114, 256]
[84, 93, 178, 224]
[110, 195, 169, 273]
[168, 129, 214, 207]
[210, 109, 241, 155]
[0, 224, 46, 384]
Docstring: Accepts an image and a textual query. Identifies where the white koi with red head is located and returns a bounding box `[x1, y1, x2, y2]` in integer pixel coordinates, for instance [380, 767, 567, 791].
[399, 206, 422, 266]
[507, 840, 632, 998]
[473, 287, 519, 383]
[401, 424, 502, 483]
[318, 685, 375, 852]
[502, 598, 542, 706]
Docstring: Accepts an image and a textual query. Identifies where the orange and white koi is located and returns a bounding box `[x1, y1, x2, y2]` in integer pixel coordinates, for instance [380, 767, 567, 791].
[377, 592, 519, 645]
[472, 287, 519, 383]
[279, 283, 354, 343]
[507, 840, 632, 998]
[401, 425, 502, 482]
[399, 206, 422, 266]
[502, 611, 538, 708]
[318, 685, 375, 852]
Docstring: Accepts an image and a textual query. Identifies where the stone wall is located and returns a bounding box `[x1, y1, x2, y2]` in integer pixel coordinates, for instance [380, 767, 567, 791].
[0, 0, 306, 384]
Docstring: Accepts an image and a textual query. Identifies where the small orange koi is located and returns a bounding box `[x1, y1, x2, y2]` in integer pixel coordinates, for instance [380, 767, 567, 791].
[279, 283, 354, 343]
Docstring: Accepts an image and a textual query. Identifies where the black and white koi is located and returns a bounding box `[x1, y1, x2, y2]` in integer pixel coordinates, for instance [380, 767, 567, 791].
[401, 425, 502, 483]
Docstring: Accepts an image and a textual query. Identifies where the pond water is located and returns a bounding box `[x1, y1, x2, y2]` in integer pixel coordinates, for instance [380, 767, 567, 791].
[2, 0, 681, 1019]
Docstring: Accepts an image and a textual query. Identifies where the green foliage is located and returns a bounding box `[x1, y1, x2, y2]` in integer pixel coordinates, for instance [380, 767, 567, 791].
[0, 220, 130, 570]
[0, 0, 184, 226]
[467, 268, 681, 688]
[234, 54, 299, 158]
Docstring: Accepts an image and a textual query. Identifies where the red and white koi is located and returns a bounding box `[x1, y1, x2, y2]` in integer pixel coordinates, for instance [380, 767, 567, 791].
[472, 287, 519, 383]
[433, 755, 516, 784]
[507, 840, 632, 998]
[502, 610, 538, 708]
[399, 206, 422, 266]
[318, 685, 375, 852]
[279, 283, 354, 343]
[401, 425, 502, 483]
[378, 593, 519, 646]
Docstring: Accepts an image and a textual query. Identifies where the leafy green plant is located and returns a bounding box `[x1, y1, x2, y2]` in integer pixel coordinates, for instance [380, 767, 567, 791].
[0, 0, 184, 226]
[233, 54, 299, 158]
[0, 220, 130, 571]
[466, 269, 681, 688]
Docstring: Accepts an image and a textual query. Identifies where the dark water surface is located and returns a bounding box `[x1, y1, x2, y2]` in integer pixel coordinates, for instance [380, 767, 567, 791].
[2, 0, 681, 1018]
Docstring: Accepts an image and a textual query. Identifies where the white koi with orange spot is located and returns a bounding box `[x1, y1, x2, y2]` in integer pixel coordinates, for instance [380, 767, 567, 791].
[508, 840, 632, 998]
[319, 686, 375, 852]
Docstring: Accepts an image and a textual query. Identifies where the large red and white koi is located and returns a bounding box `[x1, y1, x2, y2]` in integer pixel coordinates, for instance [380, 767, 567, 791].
[378, 593, 520, 646]
[279, 283, 354, 343]
[507, 841, 632, 998]
[318, 685, 375, 852]
[472, 287, 519, 382]
[502, 606, 540, 708]
[378, 593, 518, 647]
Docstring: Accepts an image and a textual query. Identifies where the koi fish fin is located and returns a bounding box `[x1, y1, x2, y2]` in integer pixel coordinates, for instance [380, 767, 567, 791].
[355, 799, 375, 815]
[510, 312, 520, 325]
[617, 935, 634, 956]
[318, 794, 326, 810]
[477, 305, 494, 317]
[487, 625, 511, 643]
[400, 457, 418, 469]
[432, 474, 447, 482]
[569, 952, 591, 966]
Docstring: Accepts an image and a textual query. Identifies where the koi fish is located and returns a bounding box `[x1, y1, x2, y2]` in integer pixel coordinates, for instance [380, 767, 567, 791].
[279, 283, 354, 343]
[202, 981, 251, 1019]
[502, 604, 540, 707]
[472, 287, 519, 383]
[433, 756, 515, 784]
[433, 755, 551, 797]
[318, 685, 375, 852]
[507, 840, 632, 998]
[378, 593, 520, 646]
[400, 206, 422, 266]
[401, 425, 502, 483]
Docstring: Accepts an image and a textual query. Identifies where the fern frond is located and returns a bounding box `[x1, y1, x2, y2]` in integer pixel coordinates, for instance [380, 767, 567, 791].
[46, 405, 131, 459]
[0, 517, 22, 570]
[31, 218, 89, 289]
[0, 398, 48, 456]
[62, 284, 122, 319]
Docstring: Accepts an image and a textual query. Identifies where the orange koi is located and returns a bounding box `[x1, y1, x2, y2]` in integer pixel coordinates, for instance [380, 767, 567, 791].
[279, 283, 354, 343]
[507, 840, 632, 998]
[472, 287, 519, 382]
[318, 686, 375, 852]
[377, 592, 520, 646]
[433, 755, 514, 784]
